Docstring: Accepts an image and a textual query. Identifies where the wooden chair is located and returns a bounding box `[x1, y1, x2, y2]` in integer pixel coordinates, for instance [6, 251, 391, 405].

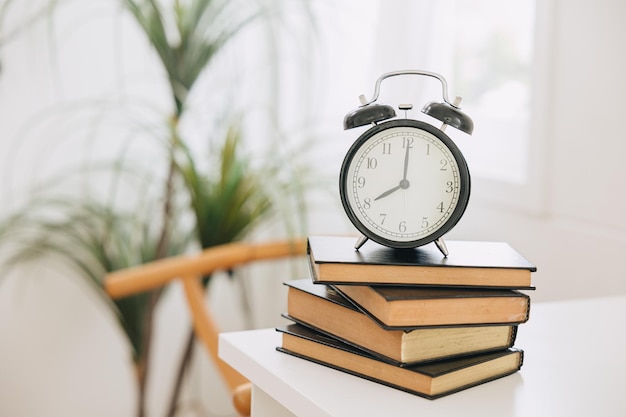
[104, 238, 308, 416]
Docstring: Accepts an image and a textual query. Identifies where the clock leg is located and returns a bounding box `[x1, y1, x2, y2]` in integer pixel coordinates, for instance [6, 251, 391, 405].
[354, 235, 369, 250]
[434, 238, 449, 257]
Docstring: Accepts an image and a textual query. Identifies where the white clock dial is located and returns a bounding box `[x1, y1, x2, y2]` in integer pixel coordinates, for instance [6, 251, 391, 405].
[340, 120, 469, 248]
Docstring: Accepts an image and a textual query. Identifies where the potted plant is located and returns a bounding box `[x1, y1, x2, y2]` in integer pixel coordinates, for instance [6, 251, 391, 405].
[0, 1, 317, 415]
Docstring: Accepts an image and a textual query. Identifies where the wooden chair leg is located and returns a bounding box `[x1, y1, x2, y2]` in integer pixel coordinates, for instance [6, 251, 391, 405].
[181, 275, 251, 416]
[233, 382, 253, 416]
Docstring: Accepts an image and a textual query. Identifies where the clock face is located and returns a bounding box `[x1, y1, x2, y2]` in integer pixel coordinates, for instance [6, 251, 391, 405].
[340, 119, 470, 248]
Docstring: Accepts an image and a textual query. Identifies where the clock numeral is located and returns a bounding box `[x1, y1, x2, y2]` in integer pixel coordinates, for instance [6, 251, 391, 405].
[445, 181, 454, 193]
[421, 217, 429, 229]
[363, 198, 371, 209]
[425, 143, 431, 155]
[366, 157, 378, 169]
[381, 142, 391, 155]
[437, 202, 444, 213]
[440, 159, 448, 171]
[379, 213, 387, 225]
[357, 177, 366, 188]
[403, 137, 414, 148]
[399, 221, 407, 233]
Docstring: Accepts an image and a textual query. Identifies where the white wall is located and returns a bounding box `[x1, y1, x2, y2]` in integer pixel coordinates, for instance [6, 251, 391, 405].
[1, 1, 625, 416]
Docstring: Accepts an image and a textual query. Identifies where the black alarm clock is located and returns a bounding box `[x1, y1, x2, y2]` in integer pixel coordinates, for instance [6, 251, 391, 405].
[339, 70, 474, 256]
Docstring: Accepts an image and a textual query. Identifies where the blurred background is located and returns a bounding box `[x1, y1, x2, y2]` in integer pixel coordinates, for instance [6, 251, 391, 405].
[0, 0, 625, 416]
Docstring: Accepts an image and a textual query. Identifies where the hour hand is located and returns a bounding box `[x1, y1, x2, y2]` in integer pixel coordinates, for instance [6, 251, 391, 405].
[374, 184, 401, 201]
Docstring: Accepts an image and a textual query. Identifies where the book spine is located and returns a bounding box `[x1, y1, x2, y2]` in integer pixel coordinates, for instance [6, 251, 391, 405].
[508, 325, 519, 348]
[523, 295, 531, 323]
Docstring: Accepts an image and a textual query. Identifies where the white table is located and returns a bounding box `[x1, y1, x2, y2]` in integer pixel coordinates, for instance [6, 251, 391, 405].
[219, 295, 626, 417]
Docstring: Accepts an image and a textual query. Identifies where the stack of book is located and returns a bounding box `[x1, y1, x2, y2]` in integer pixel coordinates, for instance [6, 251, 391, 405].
[276, 235, 536, 399]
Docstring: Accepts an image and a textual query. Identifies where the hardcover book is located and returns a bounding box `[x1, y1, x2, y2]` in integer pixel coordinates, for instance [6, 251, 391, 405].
[334, 284, 531, 328]
[276, 323, 524, 400]
[284, 279, 518, 365]
[308, 235, 536, 288]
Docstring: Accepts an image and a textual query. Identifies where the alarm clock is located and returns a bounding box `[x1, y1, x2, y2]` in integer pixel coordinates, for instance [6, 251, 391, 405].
[339, 70, 474, 256]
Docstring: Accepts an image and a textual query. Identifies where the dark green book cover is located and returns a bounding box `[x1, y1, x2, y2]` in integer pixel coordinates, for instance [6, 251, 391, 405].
[333, 284, 531, 328]
[276, 323, 523, 399]
[283, 279, 519, 366]
[308, 235, 536, 288]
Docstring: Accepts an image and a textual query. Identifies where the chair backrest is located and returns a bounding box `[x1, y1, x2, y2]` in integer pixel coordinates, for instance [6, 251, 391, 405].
[104, 238, 308, 416]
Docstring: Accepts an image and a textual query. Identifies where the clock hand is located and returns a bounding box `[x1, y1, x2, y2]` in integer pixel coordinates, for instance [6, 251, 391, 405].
[375, 146, 412, 201]
[374, 184, 402, 201]
[374, 178, 410, 201]
[403, 143, 410, 181]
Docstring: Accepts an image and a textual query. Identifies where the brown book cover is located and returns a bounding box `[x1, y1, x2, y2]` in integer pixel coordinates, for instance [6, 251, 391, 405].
[284, 279, 518, 366]
[308, 235, 536, 288]
[334, 284, 531, 328]
[276, 323, 523, 400]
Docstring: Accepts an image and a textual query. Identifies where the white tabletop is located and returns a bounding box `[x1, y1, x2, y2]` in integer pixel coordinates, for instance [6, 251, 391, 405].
[219, 295, 626, 417]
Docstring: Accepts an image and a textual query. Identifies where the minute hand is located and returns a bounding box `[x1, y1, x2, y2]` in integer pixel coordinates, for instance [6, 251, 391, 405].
[403, 143, 410, 180]
[375, 145, 412, 201]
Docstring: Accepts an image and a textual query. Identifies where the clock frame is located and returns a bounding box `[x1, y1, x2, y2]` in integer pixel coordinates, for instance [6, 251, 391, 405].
[339, 119, 471, 251]
[340, 70, 474, 255]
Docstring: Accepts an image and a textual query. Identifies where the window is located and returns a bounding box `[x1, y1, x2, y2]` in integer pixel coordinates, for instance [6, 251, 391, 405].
[364, 0, 537, 184]
[309, 0, 538, 187]
[448, 1, 536, 184]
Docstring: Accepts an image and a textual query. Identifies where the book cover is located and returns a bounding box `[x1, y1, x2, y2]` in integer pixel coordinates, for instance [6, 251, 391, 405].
[276, 323, 523, 400]
[284, 279, 518, 365]
[334, 284, 531, 328]
[308, 235, 536, 288]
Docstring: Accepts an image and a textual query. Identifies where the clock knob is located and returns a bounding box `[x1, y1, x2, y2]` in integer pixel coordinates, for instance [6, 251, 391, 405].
[343, 104, 396, 130]
[422, 101, 474, 135]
